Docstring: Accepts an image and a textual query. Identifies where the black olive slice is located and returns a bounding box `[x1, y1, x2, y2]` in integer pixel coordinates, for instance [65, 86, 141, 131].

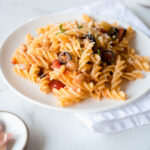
[108, 27, 126, 41]
[37, 69, 43, 77]
[101, 50, 115, 65]
[108, 27, 119, 40]
[40, 74, 46, 79]
[37, 68, 46, 79]
[81, 34, 96, 43]
[108, 27, 118, 36]
[58, 52, 72, 64]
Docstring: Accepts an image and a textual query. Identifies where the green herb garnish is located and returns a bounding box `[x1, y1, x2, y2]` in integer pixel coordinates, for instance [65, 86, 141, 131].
[97, 49, 101, 56]
[77, 25, 83, 29]
[56, 24, 66, 35]
[59, 24, 66, 32]
[56, 32, 61, 35]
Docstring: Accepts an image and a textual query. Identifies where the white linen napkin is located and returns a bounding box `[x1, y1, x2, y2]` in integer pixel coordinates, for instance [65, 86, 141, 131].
[63, 0, 150, 133]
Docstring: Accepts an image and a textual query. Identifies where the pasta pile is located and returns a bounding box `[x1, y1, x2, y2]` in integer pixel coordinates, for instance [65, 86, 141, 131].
[11, 14, 150, 107]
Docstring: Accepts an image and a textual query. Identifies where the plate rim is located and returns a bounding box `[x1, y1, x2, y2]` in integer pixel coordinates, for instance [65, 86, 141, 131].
[0, 12, 150, 113]
[0, 110, 29, 150]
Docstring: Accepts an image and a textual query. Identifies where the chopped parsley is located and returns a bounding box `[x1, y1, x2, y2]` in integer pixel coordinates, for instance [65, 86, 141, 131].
[77, 25, 83, 29]
[56, 24, 66, 35]
[59, 24, 66, 32]
[97, 49, 101, 56]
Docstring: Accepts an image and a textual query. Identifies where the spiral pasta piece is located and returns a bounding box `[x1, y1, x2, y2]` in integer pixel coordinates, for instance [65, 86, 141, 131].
[93, 65, 114, 98]
[63, 39, 82, 58]
[122, 70, 143, 80]
[91, 64, 102, 81]
[111, 56, 126, 90]
[13, 65, 31, 80]
[30, 47, 57, 63]
[29, 64, 41, 83]
[79, 42, 94, 72]
[103, 88, 126, 100]
[25, 33, 34, 46]
[12, 51, 49, 69]
[53, 86, 88, 107]
[128, 54, 150, 72]
[39, 77, 51, 94]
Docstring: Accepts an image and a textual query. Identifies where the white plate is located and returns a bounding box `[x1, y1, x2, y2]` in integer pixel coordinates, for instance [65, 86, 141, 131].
[0, 111, 29, 150]
[0, 13, 150, 112]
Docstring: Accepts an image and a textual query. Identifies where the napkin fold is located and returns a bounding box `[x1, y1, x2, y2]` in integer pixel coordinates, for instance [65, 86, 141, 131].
[63, 0, 150, 133]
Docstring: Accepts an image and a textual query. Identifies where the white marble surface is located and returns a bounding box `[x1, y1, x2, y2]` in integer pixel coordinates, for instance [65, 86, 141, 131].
[0, 0, 150, 150]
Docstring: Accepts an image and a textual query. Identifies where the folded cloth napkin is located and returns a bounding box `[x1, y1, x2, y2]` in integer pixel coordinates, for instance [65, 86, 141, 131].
[63, 0, 150, 133]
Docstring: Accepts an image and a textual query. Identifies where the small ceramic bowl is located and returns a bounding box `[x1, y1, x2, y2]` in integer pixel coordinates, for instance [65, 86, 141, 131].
[0, 111, 29, 150]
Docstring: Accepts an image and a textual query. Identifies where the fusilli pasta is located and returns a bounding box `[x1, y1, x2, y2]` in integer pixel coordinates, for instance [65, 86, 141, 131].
[11, 14, 150, 107]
